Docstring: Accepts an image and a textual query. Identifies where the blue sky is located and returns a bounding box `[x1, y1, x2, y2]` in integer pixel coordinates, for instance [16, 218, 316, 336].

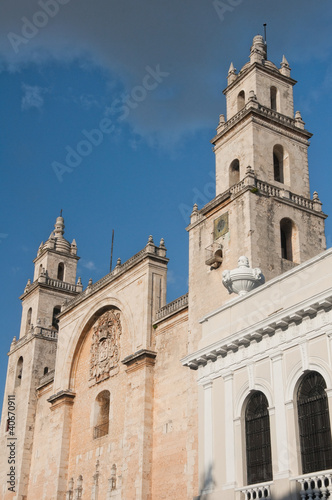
[1, 0, 332, 406]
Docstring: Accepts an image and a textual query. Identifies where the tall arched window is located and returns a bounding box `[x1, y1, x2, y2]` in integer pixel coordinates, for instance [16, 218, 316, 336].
[297, 371, 332, 474]
[245, 391, 273, 485]
[280, 218, 294, 261]
[94, 390, 110, 439]
[15, 357, 23, 387]
[270, 86, 277, 111]
[273, 145, 284, 183]
[237, 90, 245, 111]
[26, 307, 32, 335]
[52, 306, 61, 331]
[57, 262, 64, 281]
[229, 159, 240, 186]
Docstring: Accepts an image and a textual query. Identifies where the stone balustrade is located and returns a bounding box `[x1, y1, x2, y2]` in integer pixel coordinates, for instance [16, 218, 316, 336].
[292, 470, 332, 500]
[45, 277, 77, 292]
[230, 176, 320, 213]
[155, 293, 189, 321]
[236, 481, 272, 500]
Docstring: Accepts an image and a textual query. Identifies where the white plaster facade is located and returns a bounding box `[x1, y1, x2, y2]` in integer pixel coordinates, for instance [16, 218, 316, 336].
[183, 249, 332, 500]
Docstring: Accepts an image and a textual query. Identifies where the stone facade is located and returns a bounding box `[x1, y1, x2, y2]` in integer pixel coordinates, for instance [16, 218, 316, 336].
[0, 34, 329, 500]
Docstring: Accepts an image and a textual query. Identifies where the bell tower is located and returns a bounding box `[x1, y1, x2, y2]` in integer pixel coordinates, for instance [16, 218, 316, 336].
[0, 215, 82, 499]
[214, 34, 311, 198]
[187, 34, 327, 352]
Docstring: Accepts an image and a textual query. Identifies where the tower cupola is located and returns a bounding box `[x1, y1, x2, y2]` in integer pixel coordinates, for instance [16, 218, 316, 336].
[250, 34, 267, 64]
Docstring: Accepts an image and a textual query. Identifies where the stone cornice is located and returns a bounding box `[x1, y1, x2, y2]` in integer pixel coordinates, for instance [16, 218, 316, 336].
[223, 61, 297, 95]
[48, 389, 76, 409]
[211, 104, 312, 147]
[122, 349, 157, 373]
[59, 244, 169, 317]
[33, 247, 80, 263]
[182, 283, 332, 371]
[19, 278, 79, 301]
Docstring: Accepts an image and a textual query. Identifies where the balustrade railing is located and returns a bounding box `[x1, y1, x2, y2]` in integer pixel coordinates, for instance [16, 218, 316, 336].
[155, 293, 188, 321]
[45, 277, 77, 292]
[229, 176, 318, 212]
[237, 481, 272, 500]
[93, 422, 109, 439]
[292, 470, 332, 500]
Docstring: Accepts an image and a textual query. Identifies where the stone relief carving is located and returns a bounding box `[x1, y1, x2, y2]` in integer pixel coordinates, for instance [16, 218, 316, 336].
[89, 309, 122, 386]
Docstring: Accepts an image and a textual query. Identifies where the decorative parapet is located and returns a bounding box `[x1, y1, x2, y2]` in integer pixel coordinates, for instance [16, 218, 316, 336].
[154, 293, 189, 323]
[230, 175, 325, 215]
[60, 237, 168, 315]
[236, 481, 272, 500]
[182, 289, 332, 370]
[38, 369, 55, 389]
[45, 277, 77, 292]
[9, 326, 58, 353]
[291, 470, 332, 500]
[212, 101, 312, 144]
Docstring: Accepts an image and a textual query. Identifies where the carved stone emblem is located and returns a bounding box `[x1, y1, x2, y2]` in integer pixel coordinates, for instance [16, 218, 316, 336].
[89, 309, 122, 386]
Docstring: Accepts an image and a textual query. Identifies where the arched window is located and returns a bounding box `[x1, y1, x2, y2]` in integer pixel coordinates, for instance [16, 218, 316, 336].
[26, 307, 32, 335]
[15, 357, 23, 387]
[52, 306, 61, 331]
[280, 218, 294, 261]
[273, 145, 284, 183]
[245, 391, 273, 485]
[229, 159, 240, 186]
[43, 367, 49, 375]
[94, 390, 110, 439]
[297, 371, 332, 474]
[270, 86, 277, 111]
[57, 262, 64, 281]
[237, 90, 245, 111]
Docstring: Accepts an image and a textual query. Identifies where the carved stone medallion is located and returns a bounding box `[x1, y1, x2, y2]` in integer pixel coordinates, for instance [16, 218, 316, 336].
[89, 309, 122, 386]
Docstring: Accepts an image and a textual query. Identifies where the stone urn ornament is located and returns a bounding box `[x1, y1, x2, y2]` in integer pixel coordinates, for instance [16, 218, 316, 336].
[222, 256, 265, 296]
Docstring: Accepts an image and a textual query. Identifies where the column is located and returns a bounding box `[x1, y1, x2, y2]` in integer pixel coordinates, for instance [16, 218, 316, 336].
[203, 380, 214, 492]
[270, 353, 290, 477]
[223, 372, 236, 487]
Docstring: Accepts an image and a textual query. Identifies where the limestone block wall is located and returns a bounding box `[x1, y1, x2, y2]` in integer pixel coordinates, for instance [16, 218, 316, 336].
[0, 335, 58, 500]
[214, 119, 311, 197]
[33, 250, 78, 284]
[152, 309, 198, 499]
[19, 286, 77, 339]
[225, 66, 294, 121]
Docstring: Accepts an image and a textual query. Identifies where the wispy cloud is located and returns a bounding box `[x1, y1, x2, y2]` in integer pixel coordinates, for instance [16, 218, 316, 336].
[81, 260, 96, 270]
[21, 83, 47, 111]
[79, 93, 100, 110]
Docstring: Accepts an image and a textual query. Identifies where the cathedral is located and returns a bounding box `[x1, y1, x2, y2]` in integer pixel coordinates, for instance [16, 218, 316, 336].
[1, 34, 332, 500]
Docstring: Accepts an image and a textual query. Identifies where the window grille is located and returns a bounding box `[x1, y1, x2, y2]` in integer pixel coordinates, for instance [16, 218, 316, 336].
[245, 391, 273, 485]
[297, 371, 332, 474]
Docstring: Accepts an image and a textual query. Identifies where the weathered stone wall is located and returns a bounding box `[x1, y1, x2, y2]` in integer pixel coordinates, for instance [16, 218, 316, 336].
[152, 308, 198, 499]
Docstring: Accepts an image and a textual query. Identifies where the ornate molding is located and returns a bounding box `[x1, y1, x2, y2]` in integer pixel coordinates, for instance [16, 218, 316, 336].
[89, 309, 122, 386]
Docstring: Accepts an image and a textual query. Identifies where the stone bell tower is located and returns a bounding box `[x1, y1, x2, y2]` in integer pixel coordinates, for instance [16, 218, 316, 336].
[187, 34, 327, 352]
[0, 215, 82, 499]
